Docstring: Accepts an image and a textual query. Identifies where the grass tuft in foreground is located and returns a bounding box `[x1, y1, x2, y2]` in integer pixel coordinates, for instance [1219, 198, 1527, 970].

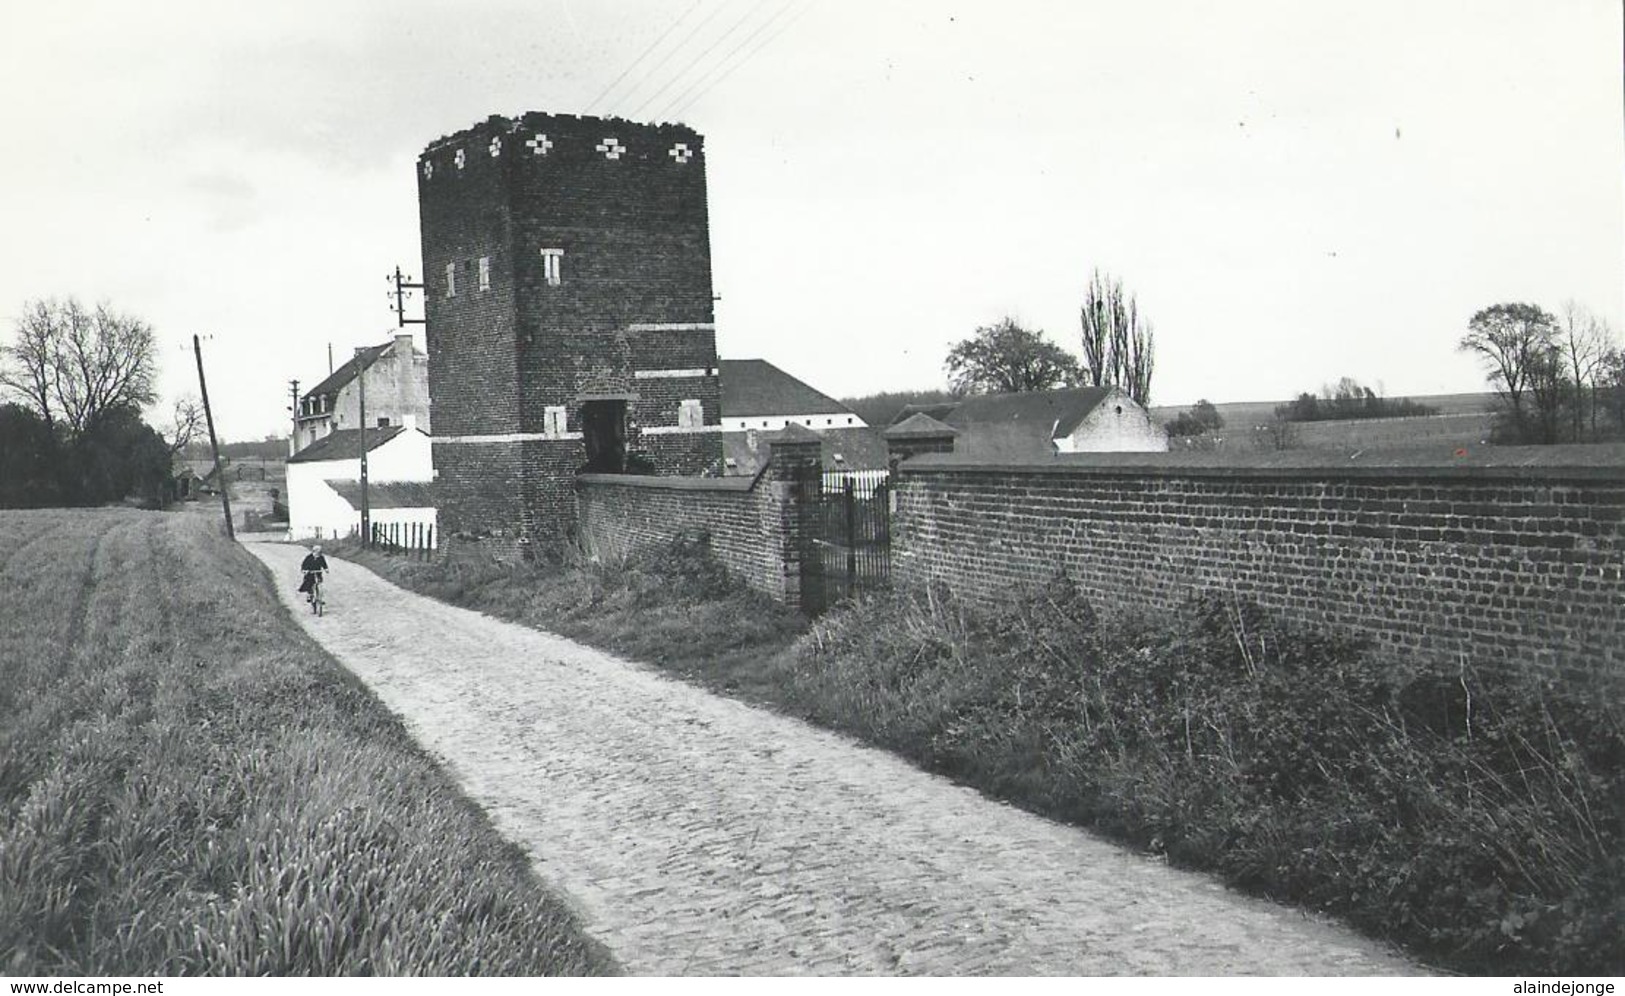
[0, 510, 614, 976]
[351, 534, 1623, 976]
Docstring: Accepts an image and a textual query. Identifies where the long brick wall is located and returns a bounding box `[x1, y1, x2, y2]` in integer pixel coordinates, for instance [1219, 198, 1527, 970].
[575, 436, 820, 607]
[892, 458, 1625, 677]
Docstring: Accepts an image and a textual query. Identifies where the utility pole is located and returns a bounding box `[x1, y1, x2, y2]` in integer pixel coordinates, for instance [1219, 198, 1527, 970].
[357, 354, 370, 546]
[193, 334, 234, 540]
[388, 266, 426, 328]
[288, 379, 300, 458]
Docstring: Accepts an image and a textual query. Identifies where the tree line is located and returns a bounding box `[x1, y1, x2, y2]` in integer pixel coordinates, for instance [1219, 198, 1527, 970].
[1460, 301, 1624, 444]
[0, 297, 196, 509]
[1274, 377, 1438, 423]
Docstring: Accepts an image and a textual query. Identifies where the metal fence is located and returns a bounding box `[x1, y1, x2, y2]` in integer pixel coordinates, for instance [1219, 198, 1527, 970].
[804, 470, 891, 612]
[820, 468, 889, 498]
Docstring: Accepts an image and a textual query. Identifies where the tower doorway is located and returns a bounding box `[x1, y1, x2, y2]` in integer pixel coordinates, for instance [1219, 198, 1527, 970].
[581, 399, 628, 473]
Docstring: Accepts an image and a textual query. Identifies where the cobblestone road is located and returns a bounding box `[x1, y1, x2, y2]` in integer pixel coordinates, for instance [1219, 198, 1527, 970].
[248, 542, 1421, 976]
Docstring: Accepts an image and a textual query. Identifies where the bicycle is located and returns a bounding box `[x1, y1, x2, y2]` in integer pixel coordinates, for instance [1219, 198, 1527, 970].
[307, 571, 325, 616]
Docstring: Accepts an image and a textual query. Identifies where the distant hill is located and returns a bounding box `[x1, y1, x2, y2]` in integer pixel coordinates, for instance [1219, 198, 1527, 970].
[1152, 393, 1496, 426]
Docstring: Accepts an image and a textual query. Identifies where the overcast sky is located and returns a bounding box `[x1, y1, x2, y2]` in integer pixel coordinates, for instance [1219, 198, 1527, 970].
[1, 0, 1620, 439]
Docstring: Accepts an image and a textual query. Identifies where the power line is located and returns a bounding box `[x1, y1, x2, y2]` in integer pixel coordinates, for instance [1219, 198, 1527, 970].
[666, 0, 814, 121]
[606, 0, 734, 119]
[582, 0, 704, 115]
[628, 0, 770, 120]
[656, 0, 804, 121]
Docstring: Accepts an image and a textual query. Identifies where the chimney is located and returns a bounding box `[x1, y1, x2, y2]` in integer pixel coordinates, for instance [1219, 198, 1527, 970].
[401, 414, 418, 433]
[394, 332, 414, 357]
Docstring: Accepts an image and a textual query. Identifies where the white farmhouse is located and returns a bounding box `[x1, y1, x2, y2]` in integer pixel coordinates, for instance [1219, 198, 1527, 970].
[293, 334, 430, 455]
[285, 416, 436, 544]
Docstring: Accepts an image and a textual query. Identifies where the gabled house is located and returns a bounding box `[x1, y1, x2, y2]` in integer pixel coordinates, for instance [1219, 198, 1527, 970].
[293, 334, 430, 456]
[284, 417, 435, 544]
[718, 358, 885, 476]
[892, 386, 1168, 460]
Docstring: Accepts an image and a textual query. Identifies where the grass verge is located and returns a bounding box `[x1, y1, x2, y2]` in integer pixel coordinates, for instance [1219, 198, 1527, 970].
[344, 533, 1623, 975]
[0, 509, 616, 976]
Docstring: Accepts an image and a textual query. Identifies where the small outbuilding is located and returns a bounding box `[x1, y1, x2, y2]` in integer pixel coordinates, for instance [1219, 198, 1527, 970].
[892, 386, 1167, 460]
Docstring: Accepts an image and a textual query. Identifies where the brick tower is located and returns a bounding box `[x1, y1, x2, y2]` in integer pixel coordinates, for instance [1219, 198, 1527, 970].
[417, 112, 723, 546]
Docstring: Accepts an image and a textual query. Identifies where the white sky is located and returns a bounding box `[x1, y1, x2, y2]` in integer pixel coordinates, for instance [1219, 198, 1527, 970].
[1, 0, 1620, 439]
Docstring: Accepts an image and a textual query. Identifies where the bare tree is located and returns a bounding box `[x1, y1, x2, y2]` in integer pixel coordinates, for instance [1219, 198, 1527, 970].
[944, 318, 1081, 395]
[167, 394, 205, 458]
[1, 297, 157, 433]
[1078, 269, 1155, 405]
[2, 299, 60, 425]
[1459, 302, 1560, 442]
[1558, 301, 1608, 440]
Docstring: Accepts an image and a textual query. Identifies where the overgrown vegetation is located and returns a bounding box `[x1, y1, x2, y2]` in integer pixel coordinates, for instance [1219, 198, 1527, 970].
[0, 402, 173, 509]
[1275, 377, 1439, 423]
[785, 584, 1622, 975]
[0, 510, 614, 975]
[353, 535, 1623, 975]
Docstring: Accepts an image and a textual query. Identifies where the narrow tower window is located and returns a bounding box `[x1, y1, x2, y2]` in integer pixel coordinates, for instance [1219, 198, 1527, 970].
[544, 405, 567, 437]
[478, 256, 490, 291]
[540, 248, 563, 286]
[445, 261, 457, 298]
[678, 399, 703, 429]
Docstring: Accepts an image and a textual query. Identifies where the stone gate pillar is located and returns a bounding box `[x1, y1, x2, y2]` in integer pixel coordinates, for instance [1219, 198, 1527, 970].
[766, 424, 823, 611]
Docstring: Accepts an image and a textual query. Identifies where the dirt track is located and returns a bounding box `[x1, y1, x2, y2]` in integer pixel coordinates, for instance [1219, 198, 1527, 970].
[246, 541, 1422, 976]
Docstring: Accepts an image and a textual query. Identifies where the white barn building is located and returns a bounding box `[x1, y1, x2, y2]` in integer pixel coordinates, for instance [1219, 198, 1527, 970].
[284, 416, 436, 544]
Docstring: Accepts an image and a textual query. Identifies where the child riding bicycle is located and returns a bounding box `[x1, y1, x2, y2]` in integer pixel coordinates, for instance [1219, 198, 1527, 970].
[298, 544, 329, 603]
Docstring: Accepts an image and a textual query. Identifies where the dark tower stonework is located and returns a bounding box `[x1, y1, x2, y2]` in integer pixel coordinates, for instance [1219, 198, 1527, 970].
[418, 112, 723, 546]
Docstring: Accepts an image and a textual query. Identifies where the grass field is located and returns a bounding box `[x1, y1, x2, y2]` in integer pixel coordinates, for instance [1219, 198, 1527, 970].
[1151, 393, 1500, 460]
[0, 509, 614, 976]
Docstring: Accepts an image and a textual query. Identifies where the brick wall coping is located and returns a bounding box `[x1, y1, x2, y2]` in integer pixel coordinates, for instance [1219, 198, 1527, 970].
[577, 470, 764, 493]
[899, 455, 1625, 484]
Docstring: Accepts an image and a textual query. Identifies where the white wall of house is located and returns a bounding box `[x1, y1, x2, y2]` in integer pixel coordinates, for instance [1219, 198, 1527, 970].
[286, 426, 435, 542]
[722, 413, 866, 432]
[1055, 388, 1169, 453]
[332, 336, 432, 434]
[292, 335, 431, 458]
[294, 411, 334, 454]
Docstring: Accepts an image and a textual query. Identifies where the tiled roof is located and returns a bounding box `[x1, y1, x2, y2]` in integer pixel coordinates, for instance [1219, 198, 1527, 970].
[288, 425, 408, 463]
[325, 480, 436, 509]
[720, 359, 854, 418]
[892, 388, 1118, 461]
[303, 344, 390, 401]
[883, 412, 959, 439]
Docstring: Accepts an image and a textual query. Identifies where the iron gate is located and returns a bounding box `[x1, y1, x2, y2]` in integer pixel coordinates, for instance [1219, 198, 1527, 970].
[801, 469, 890, 613]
